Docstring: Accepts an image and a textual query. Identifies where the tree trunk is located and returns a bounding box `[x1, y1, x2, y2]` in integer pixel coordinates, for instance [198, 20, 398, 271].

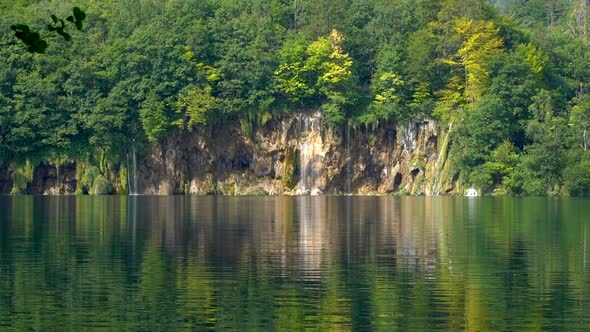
[584, 128, 588, 151]
[293, 0, 302, 29]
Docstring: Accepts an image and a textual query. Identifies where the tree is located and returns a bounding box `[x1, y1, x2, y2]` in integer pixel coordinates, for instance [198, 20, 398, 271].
[176, 86, 217, 128]
[570, 94, 590, 151]
[140, 93, 169, 142]
[520, 92, 570, 193]
[274, 29, 353, 125]
[469, 140, 520, 193]
[563, 154, 590, 195]
[446, 18, 504, 102]
[570, 0, 590, 43]
[506, 0, 570, 28]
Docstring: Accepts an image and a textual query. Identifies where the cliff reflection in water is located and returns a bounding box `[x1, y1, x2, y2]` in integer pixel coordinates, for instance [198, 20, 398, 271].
[1, 196, 590, 330]
[129, 197, 446, 278]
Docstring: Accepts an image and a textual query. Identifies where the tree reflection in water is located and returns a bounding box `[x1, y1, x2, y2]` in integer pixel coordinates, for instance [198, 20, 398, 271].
[0, 196, 589, 330]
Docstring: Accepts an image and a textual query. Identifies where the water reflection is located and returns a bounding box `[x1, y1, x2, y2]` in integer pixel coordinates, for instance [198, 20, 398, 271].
[0, 196, 590, 330]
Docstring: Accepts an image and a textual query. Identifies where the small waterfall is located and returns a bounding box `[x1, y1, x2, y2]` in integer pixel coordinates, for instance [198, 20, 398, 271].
[300, 116, 310, 193]
[55, 164, 61, 194]
[133, 145, 138, 195]
[432, 122, 453, 196]
[297, 111, 323, 195]
[400, 120, 419, 154]
[345, 125, 352, 194]
[300, 142, 310, 193]
[127, 142, 139, 195]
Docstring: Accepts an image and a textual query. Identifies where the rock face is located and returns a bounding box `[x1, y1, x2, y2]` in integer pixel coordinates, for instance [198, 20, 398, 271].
[136, 111, 447, 195]
[0, 163, 77, 195]
[0, 111, 456, 195]
[30, 163, 78, 195]
[0, 168, 12, 194]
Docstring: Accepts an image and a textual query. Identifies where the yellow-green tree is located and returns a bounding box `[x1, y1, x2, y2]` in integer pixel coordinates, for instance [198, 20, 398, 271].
[274, 29, 353, 124]
[449, 19, 504, 102]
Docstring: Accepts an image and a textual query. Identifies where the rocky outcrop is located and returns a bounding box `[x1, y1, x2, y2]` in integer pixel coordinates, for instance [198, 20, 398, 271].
[0, 111, 457, 195]
[0, 168, 12, 194]
[136, 111, 449, 195]
[29, 163, 77, 195]
[0, 162, 77, 195]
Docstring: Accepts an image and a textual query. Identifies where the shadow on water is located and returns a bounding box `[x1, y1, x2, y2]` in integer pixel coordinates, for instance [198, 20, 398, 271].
[0, 196, 589, 330]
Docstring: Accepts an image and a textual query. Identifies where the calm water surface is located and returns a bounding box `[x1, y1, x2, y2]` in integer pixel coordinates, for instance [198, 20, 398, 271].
[1, 196, 590, 330]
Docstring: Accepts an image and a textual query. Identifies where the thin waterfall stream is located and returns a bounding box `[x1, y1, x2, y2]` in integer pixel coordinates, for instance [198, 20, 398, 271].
[127, 142, 139, 195]
[56, 164, 60, 193]
[346, 125, 352, 194]
[432, 122, 453, 196]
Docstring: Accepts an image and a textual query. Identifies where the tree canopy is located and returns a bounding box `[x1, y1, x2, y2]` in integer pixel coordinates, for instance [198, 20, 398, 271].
[2, 0, 590, 195]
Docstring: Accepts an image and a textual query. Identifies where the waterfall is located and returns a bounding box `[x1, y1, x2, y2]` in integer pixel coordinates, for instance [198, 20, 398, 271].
[345, 125, 352, 194]
[132, 144, 138, 195]
[400, 120, 419, 154]
[127, 142, 139, 195]
[432, 122, 453, 196]
[300, 141, 309, 193]
[300, 116, 310, 193]
[297, 112, 323, 195]
[56, 164, 61, 194]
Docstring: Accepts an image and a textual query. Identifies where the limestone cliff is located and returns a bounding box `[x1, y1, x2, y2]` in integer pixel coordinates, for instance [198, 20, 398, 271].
[132, 111, 454, 195]
[1, 111, 457, 195]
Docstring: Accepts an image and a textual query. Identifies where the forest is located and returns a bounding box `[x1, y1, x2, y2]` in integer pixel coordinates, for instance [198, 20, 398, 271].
[1, 0, 590, 195]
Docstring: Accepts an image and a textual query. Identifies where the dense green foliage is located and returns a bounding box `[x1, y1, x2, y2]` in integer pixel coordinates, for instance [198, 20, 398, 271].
[1, 0, 590, 195]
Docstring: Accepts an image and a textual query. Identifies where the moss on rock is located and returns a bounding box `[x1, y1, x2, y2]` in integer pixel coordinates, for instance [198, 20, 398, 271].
[91, 175, 113, 195]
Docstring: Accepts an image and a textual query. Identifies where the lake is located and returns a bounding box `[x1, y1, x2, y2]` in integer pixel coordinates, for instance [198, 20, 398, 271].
[1, 196, 589, 330]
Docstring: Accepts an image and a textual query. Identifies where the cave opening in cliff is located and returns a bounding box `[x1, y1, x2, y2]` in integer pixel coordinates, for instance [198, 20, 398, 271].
[394, 173, 402, 191]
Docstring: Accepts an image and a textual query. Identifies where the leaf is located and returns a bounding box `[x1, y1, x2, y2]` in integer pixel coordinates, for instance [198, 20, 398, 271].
[11, 24, 30, 33]
[66, 16, 74, 23]
[51, 15, 58, 23]
[28, 39, 47, 54]
[73, 7, 86, 22]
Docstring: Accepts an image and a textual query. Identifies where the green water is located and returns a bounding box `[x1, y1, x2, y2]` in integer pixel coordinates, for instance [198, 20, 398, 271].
[0, 196, 589, 331]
